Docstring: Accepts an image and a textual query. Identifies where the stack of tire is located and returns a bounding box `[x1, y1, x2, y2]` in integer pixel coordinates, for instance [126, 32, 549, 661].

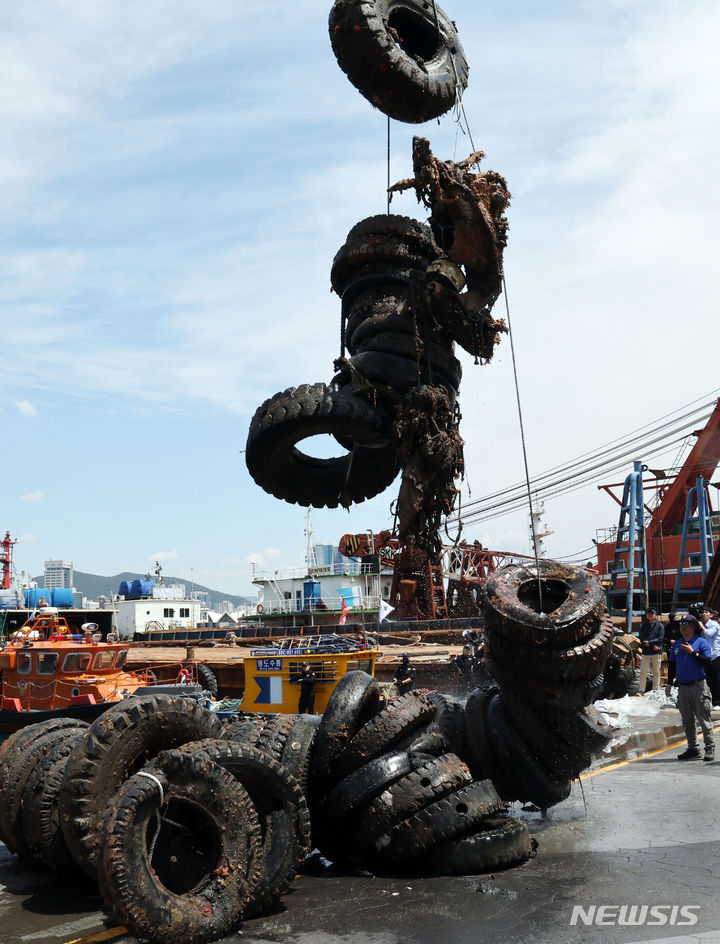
[289, 671, 534, 875]
[0, 694, 311, 944]
[463, 560, 613, 810]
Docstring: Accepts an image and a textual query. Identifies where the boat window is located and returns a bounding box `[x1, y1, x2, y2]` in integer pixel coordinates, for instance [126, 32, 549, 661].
[36, 652, 59, 675]
[347, 658, 373, 674]
[115, 650, 128, 669]
[62, 652, 92, 673]
[17, 652, 32, 675]
[289, 660, 337, 682]
[92, 651, 115, 670]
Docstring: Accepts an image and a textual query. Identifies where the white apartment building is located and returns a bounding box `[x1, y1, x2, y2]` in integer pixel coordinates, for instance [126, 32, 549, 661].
[44, 559, 74, 589]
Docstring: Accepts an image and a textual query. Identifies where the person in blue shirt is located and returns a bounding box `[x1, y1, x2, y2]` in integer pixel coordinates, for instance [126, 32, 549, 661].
[665, 614, 714, 760]
[638, 607, 664, 692]
[700, 607, 720, 707]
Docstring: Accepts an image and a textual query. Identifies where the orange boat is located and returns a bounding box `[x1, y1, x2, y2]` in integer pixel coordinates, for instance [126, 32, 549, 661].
[0, 608, 203, 733]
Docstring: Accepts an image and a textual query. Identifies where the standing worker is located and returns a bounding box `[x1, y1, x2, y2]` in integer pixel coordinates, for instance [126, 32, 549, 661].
[638, 607, 664, 692]
[394, 653, 416, 695]
[291, 661, 317, 714]
[699, 607, 720, 708]
[450, 645, 476, 695]
[665, 615, 714, 761]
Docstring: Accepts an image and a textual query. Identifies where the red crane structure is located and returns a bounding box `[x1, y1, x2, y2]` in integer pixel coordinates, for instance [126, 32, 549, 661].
[1, 532, 17, 590]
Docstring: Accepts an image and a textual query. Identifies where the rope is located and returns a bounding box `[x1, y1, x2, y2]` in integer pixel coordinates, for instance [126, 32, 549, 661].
[502, 272, 544, 610]
[136, 770, 166, 861]
[387, 116, 391, 215]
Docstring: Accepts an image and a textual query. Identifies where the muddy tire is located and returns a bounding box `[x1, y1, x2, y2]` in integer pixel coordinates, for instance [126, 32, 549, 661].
[351, 752, 472, 859]
[329, 0, 469, 124]
[334, 691, 437, 778]
[59, 693, 223, 878]
[348, 348, 461, 395]
[485, 615, 614, 682]
[312, 671, 380, 796]
[312, 751, 416, 862]
[332, 234, 437, 298]
[484, 561, 606, 647]
[485, 669, 605, 710]
[428, 693, 467, 757]
[484, 695, 571, 809]
[280, 714, 320, 798]
[224, 713, 268, 743]
[196, 663, 218, 698]
[160, 741, 310, 918]
[375, 779, 505, 863]
[97, 751, 263, 944]
[0, 721, 88, 859]
[245, 382, 398, 508]
[462, 684, 505, 787]
[414, 816, 534, 875]
[21, 733, 88, 873]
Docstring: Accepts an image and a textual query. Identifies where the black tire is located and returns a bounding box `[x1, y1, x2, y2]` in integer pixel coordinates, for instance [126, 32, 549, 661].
[312, 751, 416, 862]
[97, 751, 263, 944]
[355, 331, 461, 381]
[332, 234, 437, 298]
[428, 693, 467, 757]
[22, 733, 87, 872]
[280, 714, 320, 799]
[311, 671, 380, 796]
[349, 349, 461, 395]
[245, 382, 398, 508]
[375, 779, 505, 863]
[352, 752, 472, 858]
[483, 560, 606, 647]
[224, 713, 269, 742]
[0, 721, 88, 859]
[253, 714, 299, 763]
[462, 684, 505, 788]
[334, 691, 437, 778]
[496, 690, 590, 783]
[343, 214, 438, 253]
[485, 615, 615, 682]
[485, 695, 571, 809]
[414, 816, 534, 875]
[160, 741, 310, 918]
[329, 0, 469, 124]
[59, 693, 224, 878]
[196, 663, 218, 698]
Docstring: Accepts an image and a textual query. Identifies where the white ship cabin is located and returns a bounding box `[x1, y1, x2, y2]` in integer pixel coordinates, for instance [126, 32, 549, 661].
[252, 543, 393, 619]
[114, 582, 204, 638]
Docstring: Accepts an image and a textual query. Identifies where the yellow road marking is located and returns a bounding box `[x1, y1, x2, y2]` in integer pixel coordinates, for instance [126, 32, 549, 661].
[64, 927, 127, 944]
[580, 723, 720, 780]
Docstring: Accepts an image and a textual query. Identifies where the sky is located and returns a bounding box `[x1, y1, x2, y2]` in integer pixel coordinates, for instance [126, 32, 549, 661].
[2, 0, 719, 598]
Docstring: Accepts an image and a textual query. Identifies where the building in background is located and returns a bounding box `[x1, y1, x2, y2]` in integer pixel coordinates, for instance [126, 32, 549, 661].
[44, 559, 74, 589]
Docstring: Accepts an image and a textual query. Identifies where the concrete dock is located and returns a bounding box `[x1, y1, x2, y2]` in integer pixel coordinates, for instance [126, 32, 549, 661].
[2, 707, 720, 944]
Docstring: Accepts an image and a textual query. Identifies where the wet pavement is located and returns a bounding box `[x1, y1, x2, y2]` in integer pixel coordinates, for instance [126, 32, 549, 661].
[3, 706, 720, 944]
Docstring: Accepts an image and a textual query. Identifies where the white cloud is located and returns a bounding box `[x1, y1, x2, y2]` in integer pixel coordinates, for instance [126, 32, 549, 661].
[15, 400, 38, 417]
[152, 550, 179, 562]
[18, 532, 37, 542]
[21, 491, 43, 501]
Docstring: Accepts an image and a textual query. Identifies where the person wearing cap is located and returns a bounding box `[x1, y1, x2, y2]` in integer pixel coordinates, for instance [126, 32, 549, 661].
[638, 607, 665, 692]
[699, 607, 720, 707]
[394, 653, 416, 695]
[665, 615, 714, 760]
[290, 661, 316, 714]
[663, 611, 680, 655]
[450, 644, 476, 695]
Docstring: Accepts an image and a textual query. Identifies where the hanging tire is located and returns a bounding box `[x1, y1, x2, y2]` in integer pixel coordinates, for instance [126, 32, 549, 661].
[97, 751, 263, 944]
[59, 693, 223, 878]
[462, 684, 506, 789]
[0, 721, 88, 858]
[355, 331, 462, 382]
[334, 691, 437, 778]
[246, 382, 398, 508]
[484, 695, 571, 809]
[374, 779, 505, 863]
[328, 0, 469, 124]
[483, 560, 606, 647]
[21, 733, 87, 872]
[311, 671, 380, 796]
[414, 816, 534, 875]
[160, 741, 310, 918]
[332, 234, 437, 298]
[485, 615, 615, 682]
[349, 349, 461, 395]
[195, 663, 218, 698]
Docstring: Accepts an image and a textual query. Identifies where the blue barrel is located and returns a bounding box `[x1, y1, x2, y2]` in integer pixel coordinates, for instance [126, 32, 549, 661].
[24, 588, 52, 608]
[51, 588, 75, 608]
[129, 579, 155, 599]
